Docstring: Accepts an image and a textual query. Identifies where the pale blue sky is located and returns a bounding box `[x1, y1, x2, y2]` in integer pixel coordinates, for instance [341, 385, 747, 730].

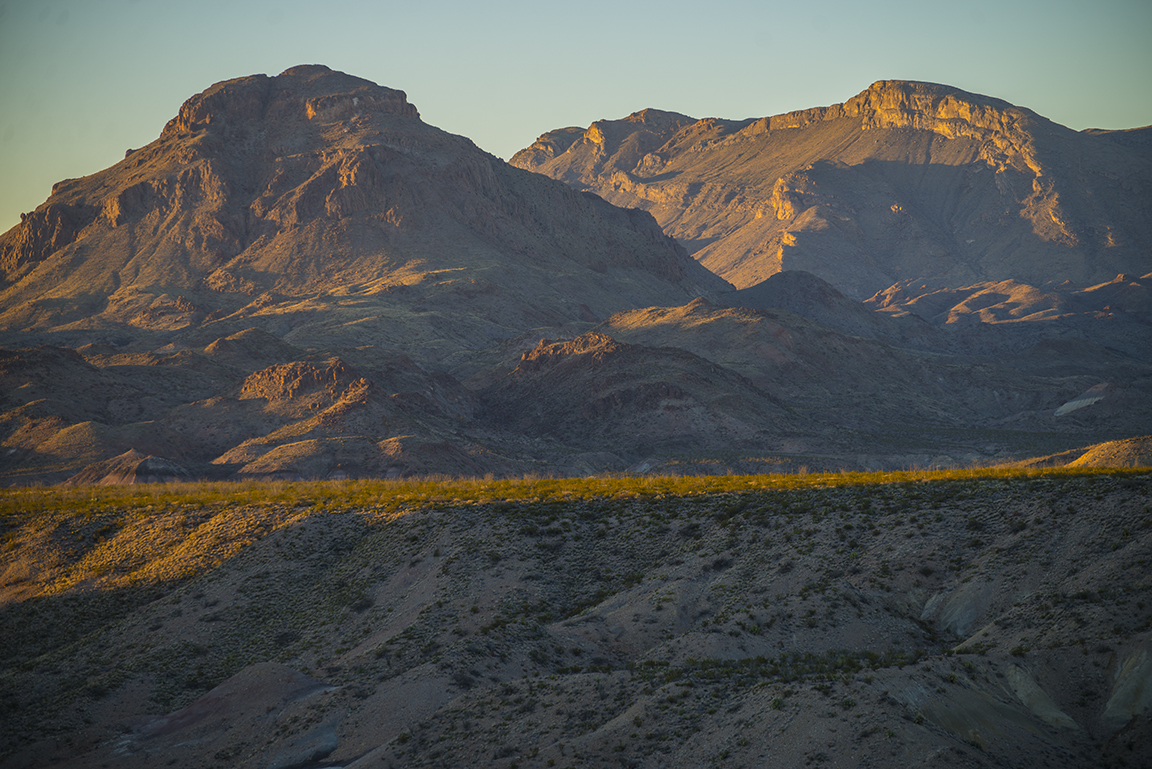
[1, 0, 1150, 233]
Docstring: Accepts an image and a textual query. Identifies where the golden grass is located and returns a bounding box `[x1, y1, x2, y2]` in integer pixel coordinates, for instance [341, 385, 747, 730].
[3, 465, 1144, 601]
[2, 464, 1145, 520]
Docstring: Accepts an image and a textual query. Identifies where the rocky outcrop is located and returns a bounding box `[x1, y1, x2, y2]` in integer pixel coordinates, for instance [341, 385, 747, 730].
[838, 80, 1045, 176]
[0, 203, 96, 275]
[238, 359, 357, 403]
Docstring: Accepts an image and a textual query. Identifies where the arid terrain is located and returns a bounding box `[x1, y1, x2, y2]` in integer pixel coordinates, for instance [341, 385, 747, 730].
[0, 67, 1150, 767]
[1, 469, 1149, 768]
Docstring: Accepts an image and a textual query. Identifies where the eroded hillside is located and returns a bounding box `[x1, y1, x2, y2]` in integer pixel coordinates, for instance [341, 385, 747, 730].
[1, 470, 1150, 768]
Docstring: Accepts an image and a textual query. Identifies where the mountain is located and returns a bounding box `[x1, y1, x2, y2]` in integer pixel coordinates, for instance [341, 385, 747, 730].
[1, 68, 1149, 485]
[512, 80, 1152, 299]
[0, 65, 726, 360]
[0, 66, 741, 484]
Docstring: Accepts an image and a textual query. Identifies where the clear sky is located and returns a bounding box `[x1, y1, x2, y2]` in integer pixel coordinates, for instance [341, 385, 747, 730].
[1, 0, 1150, 233]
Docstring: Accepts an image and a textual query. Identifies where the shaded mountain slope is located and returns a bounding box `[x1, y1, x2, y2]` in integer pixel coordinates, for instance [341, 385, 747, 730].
[0, 66, 727, 361]
[866, 272, 1152, 361]
[602, 299, 1036, 421]
[0, 345, 233, 481]
[719, 269, 936, 347]
[513, 81, 1152, 298]
[599, 298, 1152, 462]
[479, 332, 805, 458]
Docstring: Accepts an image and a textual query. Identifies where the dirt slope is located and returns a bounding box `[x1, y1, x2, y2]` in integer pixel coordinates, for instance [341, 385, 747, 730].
[1, 471, 1149, 768]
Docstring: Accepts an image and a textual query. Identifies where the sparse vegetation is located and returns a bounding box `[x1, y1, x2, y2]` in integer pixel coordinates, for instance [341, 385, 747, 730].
[1, 466, 1149, 768]
[1, 464, 1136, 519]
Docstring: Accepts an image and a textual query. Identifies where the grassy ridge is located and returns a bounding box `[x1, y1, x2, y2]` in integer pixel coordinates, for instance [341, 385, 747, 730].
[2, 465, 1141, 519]
[1, 465, 1149, 767]
[3, 465, 1142, 603]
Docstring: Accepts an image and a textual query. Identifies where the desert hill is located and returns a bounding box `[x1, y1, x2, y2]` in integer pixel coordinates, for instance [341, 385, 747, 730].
[478, 331, 804, 457]
[718, 269, 936, 347]
[512, 80, 1152, 298]
[863, 272, 1152, 361]
[1, 471, 1149, 768]
[0, 333, 531, 483]
[598, 298, 1152, 463]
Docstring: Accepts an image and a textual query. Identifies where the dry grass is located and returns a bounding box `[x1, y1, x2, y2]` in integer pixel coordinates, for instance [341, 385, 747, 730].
[2, 464, 1140, 520]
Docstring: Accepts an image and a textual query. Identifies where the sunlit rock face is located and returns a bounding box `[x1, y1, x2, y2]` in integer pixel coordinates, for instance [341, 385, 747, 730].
[513, 80, 1152, 299]
[0, 65, 727, 353]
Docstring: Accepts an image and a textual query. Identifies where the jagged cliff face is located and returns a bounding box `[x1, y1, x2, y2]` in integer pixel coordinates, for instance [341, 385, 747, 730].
[0, 66, 727, 355]
[512, 80, 1152, 297]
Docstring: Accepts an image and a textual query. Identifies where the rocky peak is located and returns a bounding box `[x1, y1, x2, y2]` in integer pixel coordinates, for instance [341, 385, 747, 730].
[162, 64, 419, 139]
[511, 110, 694, 178]
[621, 108, 694, 128]
[848, 80, 1044, 175]
[845, 80, 1020, 124]
[756, 80, 1045, 176]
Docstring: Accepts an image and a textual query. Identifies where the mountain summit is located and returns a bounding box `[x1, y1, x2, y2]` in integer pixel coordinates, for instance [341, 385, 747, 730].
[513, 80, 1152, 298]
[0, 65, 726, 357]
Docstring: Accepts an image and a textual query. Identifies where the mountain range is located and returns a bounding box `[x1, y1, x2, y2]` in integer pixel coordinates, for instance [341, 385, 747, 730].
[2, 65, 1152, 769]
[511, 81, 1152, 299]
[0, 66, 1150, 485]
